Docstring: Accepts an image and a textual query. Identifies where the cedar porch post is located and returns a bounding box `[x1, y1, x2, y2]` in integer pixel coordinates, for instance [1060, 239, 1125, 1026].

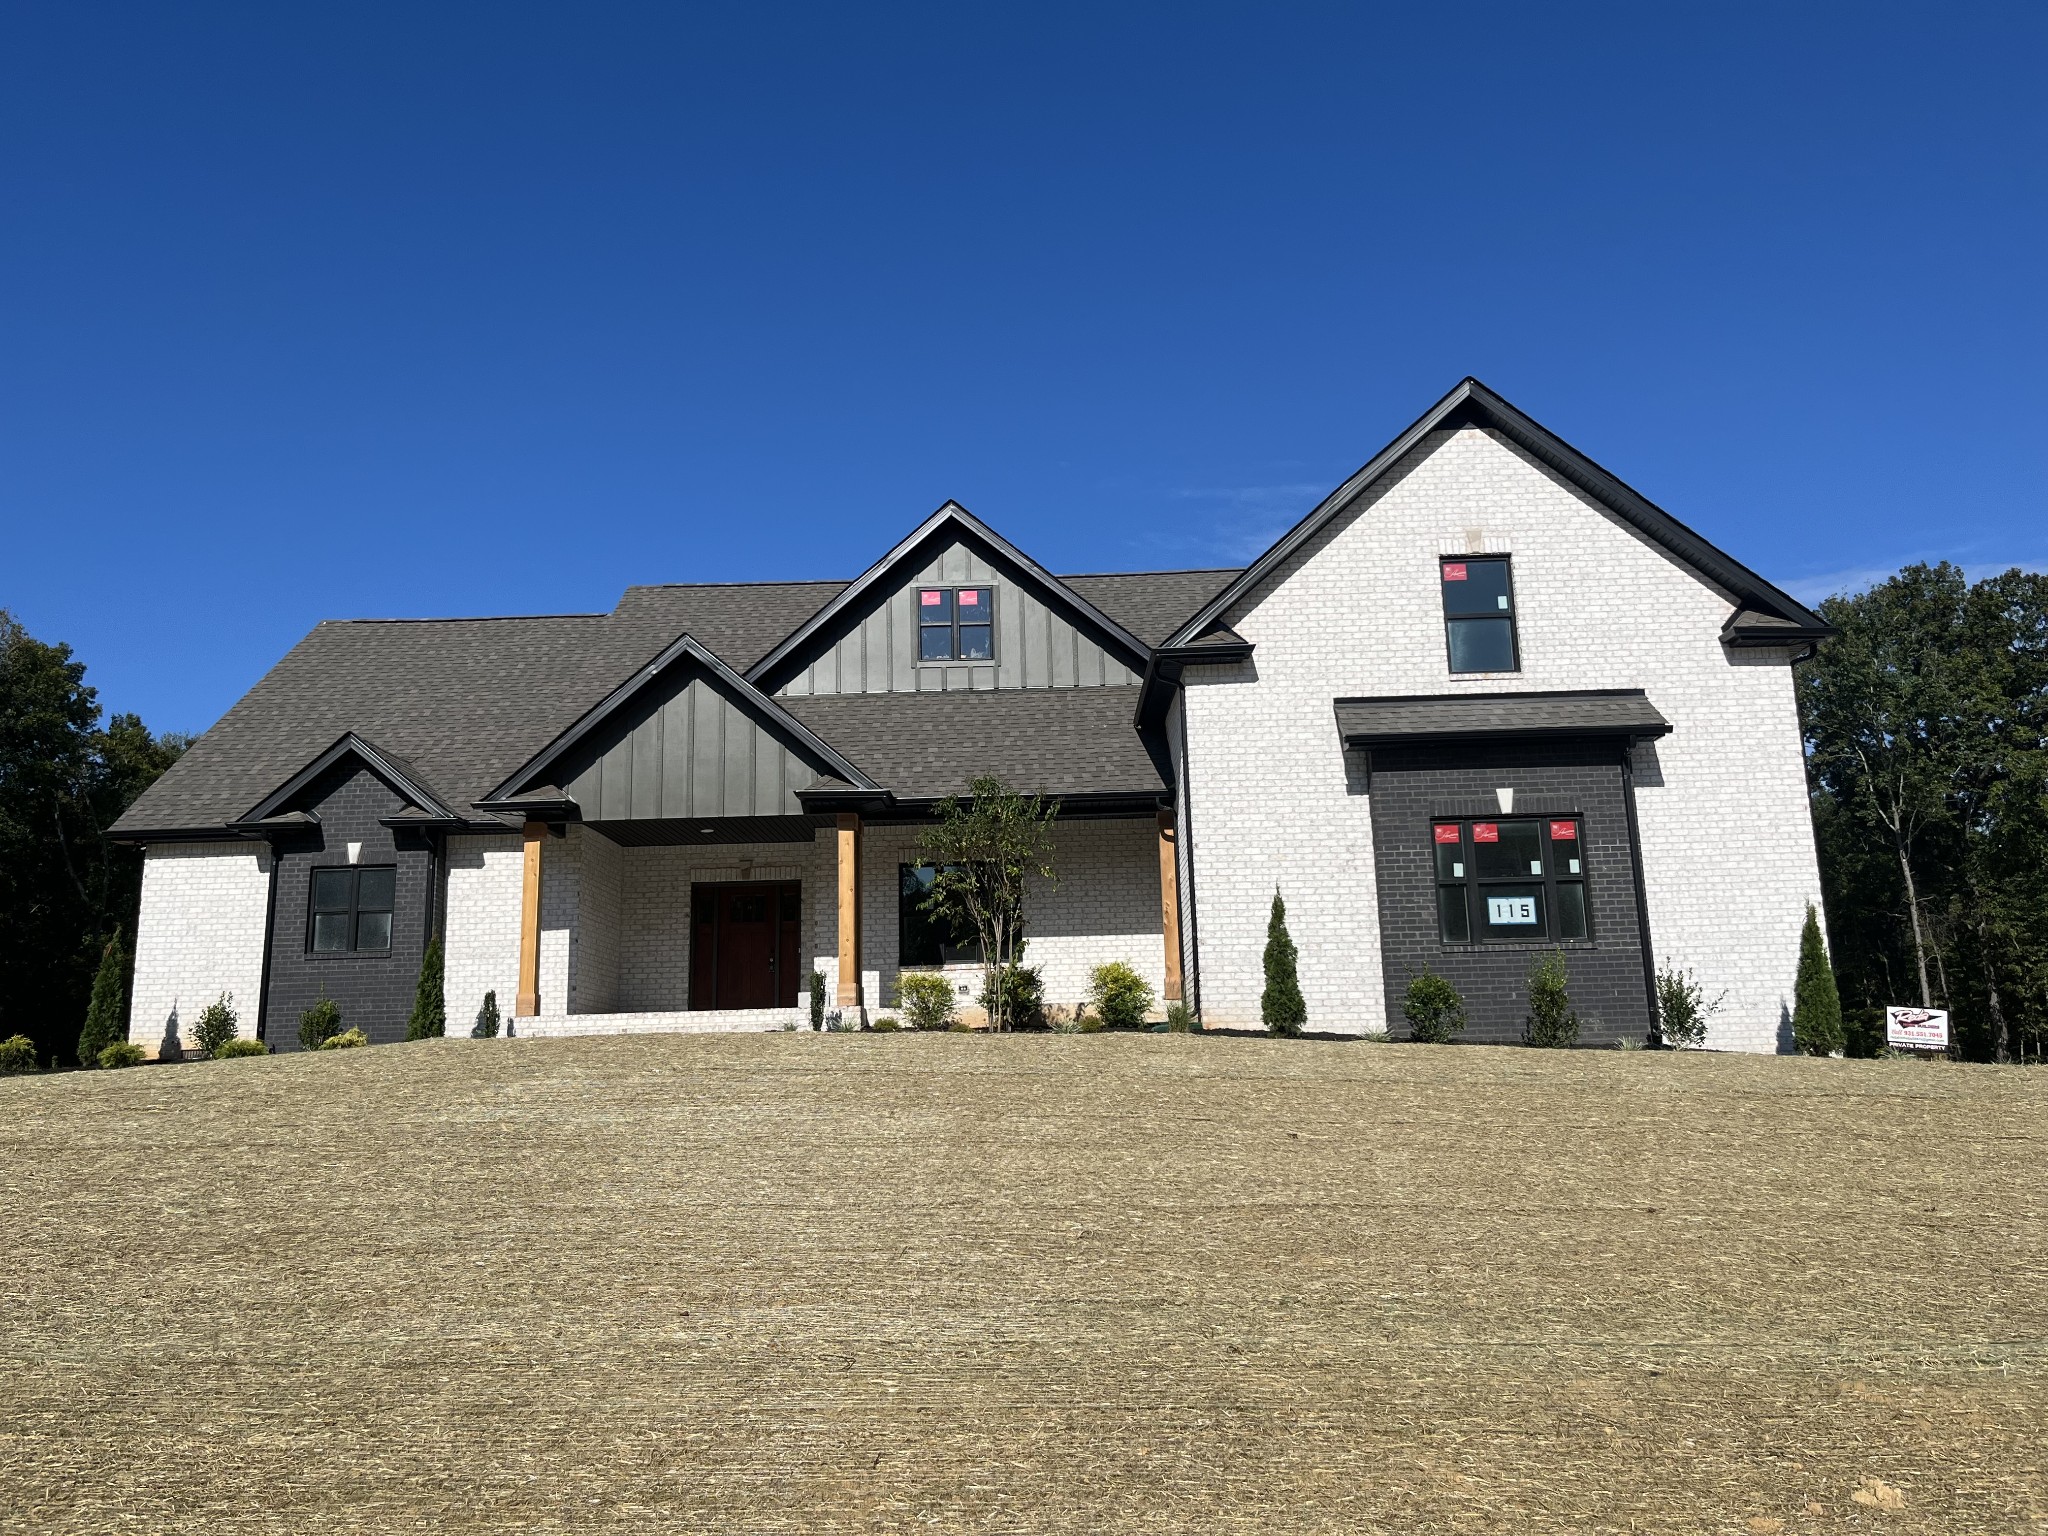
[1157, 808, 1183, 1003]
[516, 819, 544, 1017]
[835, 811, 863, 1008]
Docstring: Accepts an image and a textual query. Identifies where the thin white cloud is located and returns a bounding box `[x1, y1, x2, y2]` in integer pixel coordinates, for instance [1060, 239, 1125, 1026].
[1783, 557, 2048, 605]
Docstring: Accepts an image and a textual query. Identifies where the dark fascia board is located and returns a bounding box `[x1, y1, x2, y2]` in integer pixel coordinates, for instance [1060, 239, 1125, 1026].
[1333, 687, 1673, 748]
[236, 732, 458, 826]
[1132, 636, 1257, 732]
[483, 632, 881, 805]
[794, 782, 897, 814]
[745, 500, 1154, 691]
[107, 824, 268, 845]
[1164, 377, 1834, 647]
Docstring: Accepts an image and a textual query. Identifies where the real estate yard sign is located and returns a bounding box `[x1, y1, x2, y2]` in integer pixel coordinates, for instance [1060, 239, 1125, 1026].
[1886, 1006, 1950, 1051]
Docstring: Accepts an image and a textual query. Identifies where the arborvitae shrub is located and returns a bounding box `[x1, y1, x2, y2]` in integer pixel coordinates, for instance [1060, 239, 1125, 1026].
[897, 973, 955, 1032]
[214, 1038, 270, 1059]
[1260, 891, 1307, 1037]
[471, 990, 501, 1039]
[1791, 904, 1844, 1056]
[0, 1035, 37, 1075]
[298, 996, 343, 1053]
[1523, 949, 1581, 1048]
[78, 929, 129, 1068]
[97, 1041, 147, 1069]
[320, 1028, 369, 1051]
[808, 971, 826, 1032]
[406, 936, 446, 1040]
[1403, 970, 1466, 1043]
[1088, 962, 1154, 1031]
[193, 993, 240, 1058]
[1654, 967, 1723, 1050]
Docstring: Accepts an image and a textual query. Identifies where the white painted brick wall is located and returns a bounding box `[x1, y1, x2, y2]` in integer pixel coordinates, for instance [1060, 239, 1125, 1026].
[128, 842, 271, 1057]
[444, 833, 522, 1033]
[1182, 426, 1822, 1050]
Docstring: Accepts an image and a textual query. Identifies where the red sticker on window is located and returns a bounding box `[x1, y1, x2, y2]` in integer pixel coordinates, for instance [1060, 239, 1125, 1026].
[1472, 822, 1498, 842]
[920, 590, 942, 606]
[1433, 824, 1461, 844]
[1549, 820, 1577, 841]
[959, 589, 980, 606]
[1442, 562, 1468, 581]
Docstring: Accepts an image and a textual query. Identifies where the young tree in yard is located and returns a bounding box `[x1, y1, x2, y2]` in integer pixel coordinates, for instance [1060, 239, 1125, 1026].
[406, 935, 446, 1039]
[917, 775, 1058, 1032]
[77, 928, 129, 1067]
[1261, 890, 1306, 1036]
[472, 990, 501, 1039]
[1792, 904, 1844, 1056]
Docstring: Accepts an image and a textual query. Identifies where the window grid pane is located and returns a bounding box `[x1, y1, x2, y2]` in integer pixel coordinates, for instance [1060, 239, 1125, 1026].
[1434, 817, 1588, 946]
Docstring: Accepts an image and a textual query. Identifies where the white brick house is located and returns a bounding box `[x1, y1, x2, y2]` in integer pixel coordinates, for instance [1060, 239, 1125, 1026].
[114, 379, 1830, 1052]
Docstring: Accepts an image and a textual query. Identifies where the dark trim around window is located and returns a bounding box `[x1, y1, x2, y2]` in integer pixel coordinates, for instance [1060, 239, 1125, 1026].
[307, 865, 396, 955]
[1440, 555, 1520, 674]
[916, 586, 996, 664]
[898, 862, 982, 966]
[1432, 816, 1589, 945]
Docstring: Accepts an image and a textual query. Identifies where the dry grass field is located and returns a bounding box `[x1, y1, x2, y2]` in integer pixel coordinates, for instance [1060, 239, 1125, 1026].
[2, 1031, 2044, 1535]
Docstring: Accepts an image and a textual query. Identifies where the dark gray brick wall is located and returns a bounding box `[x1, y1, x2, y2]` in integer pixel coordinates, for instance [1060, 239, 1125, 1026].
[265, 766, 437, 1049]
[1367, 741, 1652, 1045]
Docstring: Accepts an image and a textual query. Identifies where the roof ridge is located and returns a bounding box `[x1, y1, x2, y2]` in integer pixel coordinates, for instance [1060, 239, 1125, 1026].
[323, 612, 608, 626]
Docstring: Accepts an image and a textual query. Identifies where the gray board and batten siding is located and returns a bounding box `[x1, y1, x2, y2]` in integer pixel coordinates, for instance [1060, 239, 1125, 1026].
[562, 669, 819, 822]
[774, 539, 1141, 697]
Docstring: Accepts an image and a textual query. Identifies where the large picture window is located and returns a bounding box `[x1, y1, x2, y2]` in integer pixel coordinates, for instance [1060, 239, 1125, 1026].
[1432, 818, 1587, 944]
[917, 587, 994, 663]
[309, 866, 395, 954]
[1440, 557, 1519, 673]
[898, 863, 982, 966]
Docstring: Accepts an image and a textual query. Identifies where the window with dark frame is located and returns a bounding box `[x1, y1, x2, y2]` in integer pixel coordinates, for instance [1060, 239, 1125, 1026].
[917, 586, 994, 663]
[308, 866, 396, 954]
[1440, 557, 1519, 673]
[1432, 818, 1588, 944]
[898, 863, 982, 966]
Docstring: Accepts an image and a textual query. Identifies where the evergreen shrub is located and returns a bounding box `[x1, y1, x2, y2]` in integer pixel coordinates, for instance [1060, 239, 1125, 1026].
[1164, 1001, 1196, 1033]
[897, 973, 955, 1032]
[808, 971, 826, 1031]
[320, 1028, 369, 1050]
[1403, 969, 1465, 1043]
[298, 997, 343, 1053]
[0, 1034, 37, 1074]
[78, 929, 129, 1068]
[192, 992, 240, 1058]
[869, 1015, 902, 1031]
[1088, 962, 1154, 1031]
[214, 1038, 270, 1059]
[1654, 967, 1724, 1050]
[472, 991, 501, 1039]
[1260, 891, 1306, 1037]
[97, 1041, 146, 1069]
[406, 936, 446, 1040]
[1523, 949, 1581, 1048]
[981, 962, 1046, 1029]
[1792, 905, 1844, 1056]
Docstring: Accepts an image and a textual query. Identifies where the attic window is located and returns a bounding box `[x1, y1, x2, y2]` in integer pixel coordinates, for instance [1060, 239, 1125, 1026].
[918, 587, 994, 663]
[1441, 557, 1519, 673]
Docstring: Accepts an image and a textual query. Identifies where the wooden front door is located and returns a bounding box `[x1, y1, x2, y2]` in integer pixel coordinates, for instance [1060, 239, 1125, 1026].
[690, 882, 801, 1010]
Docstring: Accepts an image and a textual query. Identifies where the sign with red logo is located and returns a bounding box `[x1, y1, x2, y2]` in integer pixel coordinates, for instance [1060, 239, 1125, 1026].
[920, 590, 942, 606]
[1885, 1006, 1949, 1050]
[1549, 820, 1577, 841]
[959, 589, 980, 606]
[1442, 562, 1468, 582]
[1472, 822, 1498, 842]
[1433, 824, 1461, 844]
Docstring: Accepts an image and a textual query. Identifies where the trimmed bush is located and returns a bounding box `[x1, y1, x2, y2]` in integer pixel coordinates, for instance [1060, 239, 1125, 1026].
[298, 996, 343, 1053]
[897, 972, 956, 1032]
[1164, 1001, 1196, 1033]
[1403, 970, 1466, 1043]
[97, 1041, 146, 1069]
[406, 935, 446, 1040]
[981, 963, 1046, 1030]
[0, 1034, 38, 1075]
[192, 992, 240, 1058]
[1523, 949, 1581, 1048]
[1792, 904, 1844, 1056]
[78, 929, 129, 1068]
[870, 1015, 902, 1032]
[1654, 967, 1724, 1049]
[1261, 891, 1306, 1037]
[809, 971, 826, 1032]
[214, 1038, 270, 1059]
[1089, 962, 1154, 1031]
[320, 1028, 369, 1051]
[472, 990, 501, 1039]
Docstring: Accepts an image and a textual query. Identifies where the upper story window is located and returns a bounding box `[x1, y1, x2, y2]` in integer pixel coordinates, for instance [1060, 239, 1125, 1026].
[1441, 557, 1519, 673]
[1432, 818, 1587, 944]
[309, 866, 395, 954]
[918, 587, 994, 663]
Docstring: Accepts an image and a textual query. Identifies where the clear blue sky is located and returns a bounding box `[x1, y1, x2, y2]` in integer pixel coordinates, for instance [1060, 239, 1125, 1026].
[5, 4, 2044, 735]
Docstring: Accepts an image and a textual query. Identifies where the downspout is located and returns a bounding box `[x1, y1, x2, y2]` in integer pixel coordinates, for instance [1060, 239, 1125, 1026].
[1619, 740, 1659, 1043]
[253, 837, 281, 1044]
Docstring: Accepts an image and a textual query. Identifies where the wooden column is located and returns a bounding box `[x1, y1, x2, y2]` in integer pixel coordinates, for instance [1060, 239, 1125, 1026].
[1157, 808, 1183, 1003]
[516, 819, 544, 1017]
[835, 811, 863, 1008]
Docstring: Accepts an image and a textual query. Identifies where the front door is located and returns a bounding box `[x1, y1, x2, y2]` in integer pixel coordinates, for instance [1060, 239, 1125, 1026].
[690, 882, 801, 1010]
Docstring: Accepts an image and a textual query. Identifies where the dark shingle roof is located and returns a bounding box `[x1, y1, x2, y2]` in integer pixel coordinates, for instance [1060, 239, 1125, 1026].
[1334, 689, 1672, 748]
[780, 687, 1163, 800]
[113, 569, 1224, 834]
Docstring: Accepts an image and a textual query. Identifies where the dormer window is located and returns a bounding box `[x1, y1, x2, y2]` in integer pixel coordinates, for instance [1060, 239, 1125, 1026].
[918, 587, 994, 662]
[1441, 557, 1518, 673]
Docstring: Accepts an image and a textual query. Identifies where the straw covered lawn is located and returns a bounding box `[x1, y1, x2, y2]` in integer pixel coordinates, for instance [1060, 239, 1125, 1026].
[2, 1031, 2044, 1533]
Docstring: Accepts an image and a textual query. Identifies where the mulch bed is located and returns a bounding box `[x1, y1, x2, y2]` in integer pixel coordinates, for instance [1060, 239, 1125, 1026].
[2, 1033, 2043, 1533]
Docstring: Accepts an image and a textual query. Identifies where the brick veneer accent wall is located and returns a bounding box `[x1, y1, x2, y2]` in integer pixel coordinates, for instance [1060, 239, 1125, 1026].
[265, 765, 435, 1049]
[1179, 425, 1823, 1047]
[127, 841, 272, 1058]
[1366, 741, 1650, 1044]
[445, 832, 523, 1033]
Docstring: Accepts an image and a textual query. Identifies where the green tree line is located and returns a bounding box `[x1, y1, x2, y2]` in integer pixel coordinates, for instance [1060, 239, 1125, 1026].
[1799, 563, 2048, 1061]
[0, 611, 186, 1067]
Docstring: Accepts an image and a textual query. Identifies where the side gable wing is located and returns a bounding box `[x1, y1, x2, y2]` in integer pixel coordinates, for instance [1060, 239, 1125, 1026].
[234, 732, 458, 827]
